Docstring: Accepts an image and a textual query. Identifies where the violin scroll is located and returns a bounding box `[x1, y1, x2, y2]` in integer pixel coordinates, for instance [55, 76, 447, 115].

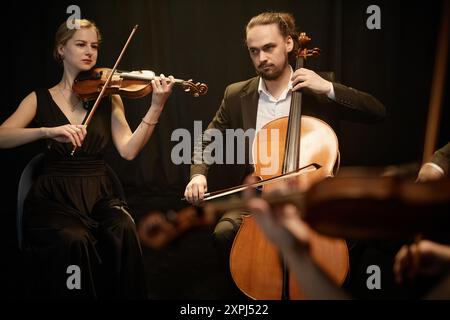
[137, 206, 218, 249]
[181, 80, 208, 97]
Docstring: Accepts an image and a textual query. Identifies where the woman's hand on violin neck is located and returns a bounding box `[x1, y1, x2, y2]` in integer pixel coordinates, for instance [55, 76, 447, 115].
[44, 124, 87, 147]
[150, 74, 175, 110]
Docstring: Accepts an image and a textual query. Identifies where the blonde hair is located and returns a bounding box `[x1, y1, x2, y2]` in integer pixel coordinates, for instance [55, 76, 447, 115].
[53, 19, 102, 63]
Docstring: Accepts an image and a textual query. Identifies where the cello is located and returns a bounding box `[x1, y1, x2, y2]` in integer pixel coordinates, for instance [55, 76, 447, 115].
[228, 33, 349, 300]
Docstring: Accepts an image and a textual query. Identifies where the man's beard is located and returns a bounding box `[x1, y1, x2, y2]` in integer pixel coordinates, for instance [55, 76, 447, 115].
[256, 62, 287, 80]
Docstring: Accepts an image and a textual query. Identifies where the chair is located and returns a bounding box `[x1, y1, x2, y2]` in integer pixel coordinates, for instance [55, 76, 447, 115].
[16, 153, 126, 250]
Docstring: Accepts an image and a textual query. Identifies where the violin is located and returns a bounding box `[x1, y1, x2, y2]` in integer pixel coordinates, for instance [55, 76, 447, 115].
[138, 206, 218, 249]
[138, 171, 450, 249]
[70, 25, 207, 155]
[73, 67, 208, 102]
[303, 168, 450, 240]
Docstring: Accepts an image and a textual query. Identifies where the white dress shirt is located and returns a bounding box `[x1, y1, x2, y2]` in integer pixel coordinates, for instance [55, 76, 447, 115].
[255, 69, 335, 133]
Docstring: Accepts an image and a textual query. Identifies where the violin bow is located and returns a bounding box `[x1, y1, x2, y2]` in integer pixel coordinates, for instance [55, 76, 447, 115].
[422, 1, 449, 163]
[182, 163, 321, 202]
[71, 25, 139, 155]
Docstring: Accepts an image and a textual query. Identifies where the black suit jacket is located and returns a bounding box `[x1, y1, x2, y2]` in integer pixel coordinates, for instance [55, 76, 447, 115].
[191, 75, 386, 190]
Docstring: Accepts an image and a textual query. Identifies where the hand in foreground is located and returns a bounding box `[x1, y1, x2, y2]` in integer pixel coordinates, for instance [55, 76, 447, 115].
[416, 163, 445, 183]
[394, 240, 450, 283]
[243, 175, 311, 253]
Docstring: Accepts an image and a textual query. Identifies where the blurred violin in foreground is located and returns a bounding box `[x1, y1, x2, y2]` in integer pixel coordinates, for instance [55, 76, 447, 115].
[73, 67, 208, 102]
[138, 168, 450, 249]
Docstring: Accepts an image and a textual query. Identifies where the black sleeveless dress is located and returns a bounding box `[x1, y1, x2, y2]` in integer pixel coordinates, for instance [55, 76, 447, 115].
[23, 88, 147, 299]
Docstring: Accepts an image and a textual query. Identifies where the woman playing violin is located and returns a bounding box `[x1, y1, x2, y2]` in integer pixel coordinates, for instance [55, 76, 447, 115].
[0, 18, 174, 299]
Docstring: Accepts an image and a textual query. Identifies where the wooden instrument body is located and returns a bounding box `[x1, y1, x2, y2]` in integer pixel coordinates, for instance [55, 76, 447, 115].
[229, 116, 349, 300]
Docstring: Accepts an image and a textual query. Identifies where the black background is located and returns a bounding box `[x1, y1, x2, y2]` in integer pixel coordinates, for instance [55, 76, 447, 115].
[2, 0, 449, 300]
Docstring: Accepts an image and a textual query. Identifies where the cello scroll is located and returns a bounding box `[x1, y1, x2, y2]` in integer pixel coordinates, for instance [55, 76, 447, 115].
[297, 33, 321, 60]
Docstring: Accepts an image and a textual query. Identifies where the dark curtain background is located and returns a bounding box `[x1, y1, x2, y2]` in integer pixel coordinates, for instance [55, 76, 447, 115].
[2, 0, 449, 298]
